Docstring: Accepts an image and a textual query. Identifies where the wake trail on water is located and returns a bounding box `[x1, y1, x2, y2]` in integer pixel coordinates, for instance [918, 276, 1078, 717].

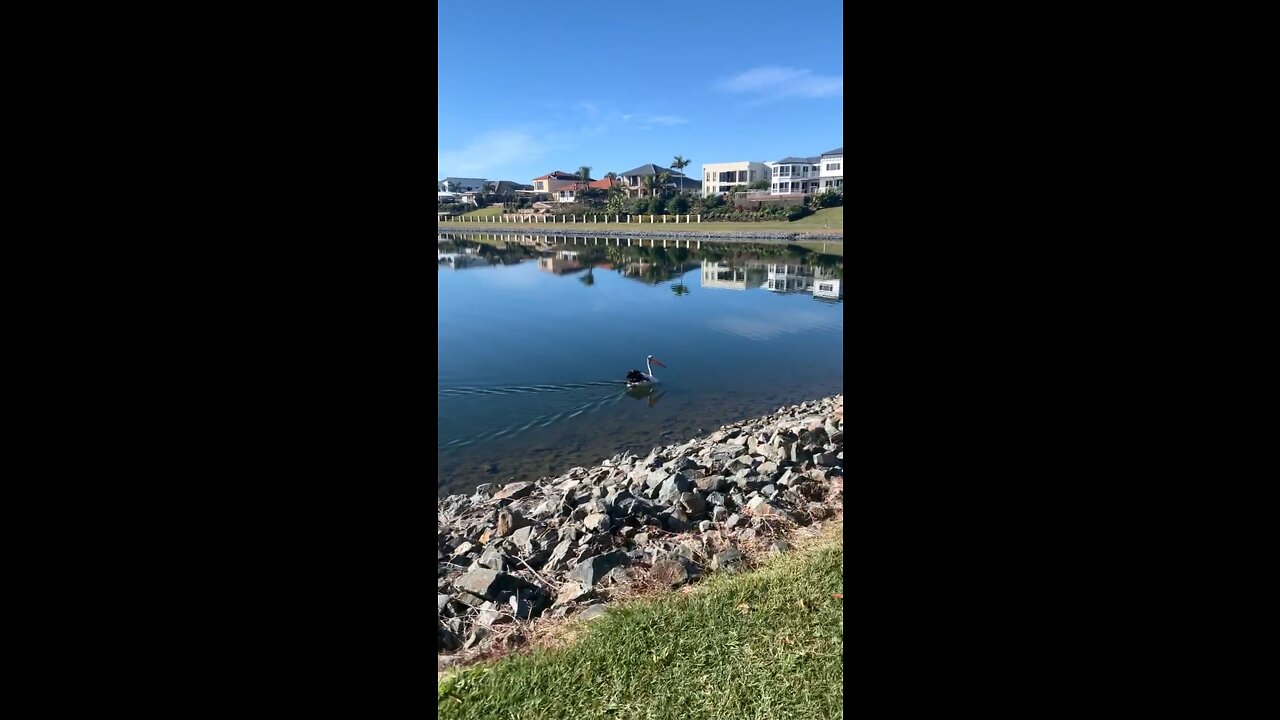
[437, 386, 629, 450]
[437, 380, 622, 397]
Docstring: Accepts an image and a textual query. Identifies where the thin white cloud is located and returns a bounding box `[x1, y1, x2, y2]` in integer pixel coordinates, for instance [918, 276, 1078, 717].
[642, 115, 687, 126]
[438, 130, 550, 176]
[572, 103, 687, 133]
[715, 66, 843, 100]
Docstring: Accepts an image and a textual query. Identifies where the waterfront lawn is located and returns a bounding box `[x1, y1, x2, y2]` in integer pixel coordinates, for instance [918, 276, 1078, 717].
[437, 525, 844, 720]
[461, 206, 504, 218]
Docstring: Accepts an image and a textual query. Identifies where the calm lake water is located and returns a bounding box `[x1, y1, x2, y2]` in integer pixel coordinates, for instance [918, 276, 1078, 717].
[437, 232, 844, 497]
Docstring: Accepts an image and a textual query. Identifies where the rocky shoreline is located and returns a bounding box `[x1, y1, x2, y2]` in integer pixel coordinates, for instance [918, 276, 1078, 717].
[438, 394, 844, 660]
[438, 224, 844, 241]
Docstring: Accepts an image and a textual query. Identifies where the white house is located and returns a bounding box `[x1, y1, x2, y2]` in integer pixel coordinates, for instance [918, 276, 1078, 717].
[819, 147, 843, 191]
[700, 161, 771, 197]
[767, 157, 821, 195]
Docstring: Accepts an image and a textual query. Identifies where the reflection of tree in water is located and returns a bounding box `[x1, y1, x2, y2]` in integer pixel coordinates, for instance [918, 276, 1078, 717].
[588, 241, 844, 285]
[442, 236, 843, 280]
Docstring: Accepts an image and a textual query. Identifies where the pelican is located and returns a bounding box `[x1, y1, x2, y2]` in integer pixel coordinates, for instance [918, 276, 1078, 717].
[625, 355, 667, 388]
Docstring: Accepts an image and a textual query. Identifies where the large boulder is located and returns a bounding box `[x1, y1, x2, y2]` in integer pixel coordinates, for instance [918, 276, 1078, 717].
[568, 551, 626, 587]
[454, 568, 537, 602]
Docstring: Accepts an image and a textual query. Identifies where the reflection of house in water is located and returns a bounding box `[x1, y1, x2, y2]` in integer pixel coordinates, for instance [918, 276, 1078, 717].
[765, 264, 816, 293]
[812, 278, 843, 301]
[700, 261, 764, 290]
[765, 264, 841, 300]
[538, 251, 584, 274]
[438, 250, 485, 269]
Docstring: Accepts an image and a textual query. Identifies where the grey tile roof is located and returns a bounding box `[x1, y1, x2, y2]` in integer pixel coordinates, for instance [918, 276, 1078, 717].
[821, 147, 843, 156]
[440, 177, 487, 189]
[620, 163, 687, 177]
[771, 157, 819, 165]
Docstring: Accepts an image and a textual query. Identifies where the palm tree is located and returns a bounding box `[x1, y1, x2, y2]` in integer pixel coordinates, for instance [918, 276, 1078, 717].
[643, 174, 663, 199]
[577, 166, 592, 193]
[579, 266, 595, 287]
[671, 155, 691, 195]
[657, 171, 671, 197]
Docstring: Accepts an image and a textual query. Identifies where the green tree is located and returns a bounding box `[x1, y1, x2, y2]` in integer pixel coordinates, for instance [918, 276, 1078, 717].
[577, 166, 592, 193]
[643, 174, 663, 200]
[671, 155, 691, 193]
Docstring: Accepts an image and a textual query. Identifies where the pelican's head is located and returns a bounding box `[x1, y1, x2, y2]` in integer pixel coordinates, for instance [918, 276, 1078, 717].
[647, 355, 667, 367]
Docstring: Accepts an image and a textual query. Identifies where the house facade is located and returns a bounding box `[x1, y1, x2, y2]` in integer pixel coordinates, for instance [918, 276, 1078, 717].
[531, 171, 592, 193]
[619, 164, 699, 197]
[819, 147, 843, 191]
[766, 157, 821, 195]
[552, 177, 617, 203]
[701, 161, 770, 197]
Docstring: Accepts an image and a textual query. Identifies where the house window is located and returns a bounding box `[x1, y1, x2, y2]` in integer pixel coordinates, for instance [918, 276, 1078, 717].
[826, 163, 841, 171]
[818, 283, 834, 292]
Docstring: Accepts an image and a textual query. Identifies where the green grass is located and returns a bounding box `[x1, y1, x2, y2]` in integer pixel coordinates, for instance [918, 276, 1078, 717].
[438, 529, 844, 720]
[461, 206, 504, 217]
[438, 206, 845, 236]
[795, 241, 843, 257]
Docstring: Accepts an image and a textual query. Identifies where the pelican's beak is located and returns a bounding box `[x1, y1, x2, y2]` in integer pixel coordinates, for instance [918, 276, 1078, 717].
[651, 358, 667, 367]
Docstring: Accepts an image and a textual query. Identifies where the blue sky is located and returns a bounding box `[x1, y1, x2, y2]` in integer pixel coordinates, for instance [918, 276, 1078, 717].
[438, 1, 844, 184]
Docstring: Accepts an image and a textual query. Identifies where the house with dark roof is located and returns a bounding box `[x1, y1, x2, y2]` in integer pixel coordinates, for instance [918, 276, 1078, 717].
[531, 171, 594, 193]
[819, 147, 843, 191]
[618, 163, 700, 197]
[439, 177, 487, 193]
[491, 180, 533, 196]
[766, 156, 821, 195]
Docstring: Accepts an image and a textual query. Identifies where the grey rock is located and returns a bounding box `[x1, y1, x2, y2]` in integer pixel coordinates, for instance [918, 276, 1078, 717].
[711, 505, 729, 523]
[815, 452, 840, 466]
[554, 582, 593, 606]
[738, 528, 757, 541]
[453, 541, 475, 557]
[633, 532, 649, 546]
[695, 475, 728, 493]
[438, 594, 452, 614]
[651, 557, 695, 588]
[698, 520, 713, 532]
[770, 540, 792, 554]
[760, 484, 777, 498]
[725, 513, 743, 529]
[584, 513, 611, 532]
[511, 525, 537, 553]
[455, 568, 538, 601]
[477, 547, 508, 571]
[547, 539, 574, 570]
[712, 548, 744, 570]
[492, 481, 535, 501]
[464, 625, 491, 649]
[579, 604, 608, 620]
[477, 608, 505, 627]
[568, 551, 626, 587]
[679, 491, 707, 519]
[746, 496, 783, 515]
[705, 491, 726, 507]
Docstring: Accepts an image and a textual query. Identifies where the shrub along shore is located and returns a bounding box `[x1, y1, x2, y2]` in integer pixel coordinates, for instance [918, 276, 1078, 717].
[439, 224, 843, 240]
[438, 394, 844, 669]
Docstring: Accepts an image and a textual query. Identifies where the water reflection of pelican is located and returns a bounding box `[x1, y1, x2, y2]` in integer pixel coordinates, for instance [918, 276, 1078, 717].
[625, 384, 666, 407]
